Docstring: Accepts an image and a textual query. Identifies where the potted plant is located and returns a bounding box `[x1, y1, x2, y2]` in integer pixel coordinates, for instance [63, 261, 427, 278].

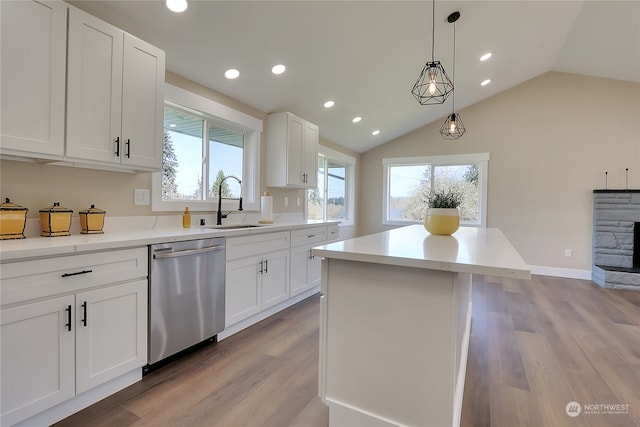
[423, 188, 462, 235]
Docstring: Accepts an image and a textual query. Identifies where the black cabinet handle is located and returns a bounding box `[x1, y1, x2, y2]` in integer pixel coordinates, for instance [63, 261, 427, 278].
[65, 305, 72, 331]
[125, 139, 131, 158]
[81, 301, 87, 327]
[115, 137, 120, 156]
[265, 259, 268, 274]
[61, 269, 92, 278]
[308, 250, 314, 260]
[258, 260, 263, 274]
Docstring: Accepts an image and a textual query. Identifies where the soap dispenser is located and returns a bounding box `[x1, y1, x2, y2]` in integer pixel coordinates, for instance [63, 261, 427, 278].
[182, 207, 191, 228]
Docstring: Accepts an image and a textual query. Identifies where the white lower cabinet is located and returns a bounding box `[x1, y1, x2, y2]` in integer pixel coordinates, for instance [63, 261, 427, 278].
[75, 281, 147, 394]
[225, 232, 290, 328]
[0, 248, 148, 426]
[1, 296, 75, 426]
[290, 227, 328, 297]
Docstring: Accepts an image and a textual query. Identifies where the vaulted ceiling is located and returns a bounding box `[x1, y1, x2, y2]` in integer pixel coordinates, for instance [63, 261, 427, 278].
[69, 1, 640, 153]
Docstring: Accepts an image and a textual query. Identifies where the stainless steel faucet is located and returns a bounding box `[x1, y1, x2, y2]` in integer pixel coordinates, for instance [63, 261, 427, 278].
[216, 175, 243, 225]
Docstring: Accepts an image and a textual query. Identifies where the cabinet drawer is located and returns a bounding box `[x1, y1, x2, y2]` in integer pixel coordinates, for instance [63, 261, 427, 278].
[291, 227, 328, 248]
[1, 247, 148, 307]
[226, 231, 290, 260]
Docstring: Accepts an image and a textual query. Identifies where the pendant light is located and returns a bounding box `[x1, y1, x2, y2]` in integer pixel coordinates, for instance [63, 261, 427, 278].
[411, 0, 454, 105]
[440, 11, 466, 139]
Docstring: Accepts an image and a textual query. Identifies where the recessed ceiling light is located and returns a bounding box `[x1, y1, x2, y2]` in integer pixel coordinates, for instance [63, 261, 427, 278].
[481, 79, 491, 86]
[169, 124, 176, 128]
[372, 130, 380, 136]
[225, 69, 240, 79]
[480, 52, 492, 62]
[352, 116, 362, 123]
[166, 0, 187, 13]
[272, 64, 286, 75]
[323, 100, 335, 108]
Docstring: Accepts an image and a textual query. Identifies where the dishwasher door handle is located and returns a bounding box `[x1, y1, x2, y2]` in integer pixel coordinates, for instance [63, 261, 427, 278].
[153, 245, 225, 259]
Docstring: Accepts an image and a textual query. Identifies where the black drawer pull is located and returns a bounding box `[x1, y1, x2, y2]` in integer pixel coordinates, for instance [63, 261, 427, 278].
[81, 301, 88, 327]
[65, 305, 72, 331]
[61, 269, 93, 278]
[125, 139, 131, 158]
[115, 136, 120, 156]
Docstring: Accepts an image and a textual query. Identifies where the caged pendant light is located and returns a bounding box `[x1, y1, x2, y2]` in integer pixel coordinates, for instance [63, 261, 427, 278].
[411, 0, 454, 105]
[440, 11, 466, 139]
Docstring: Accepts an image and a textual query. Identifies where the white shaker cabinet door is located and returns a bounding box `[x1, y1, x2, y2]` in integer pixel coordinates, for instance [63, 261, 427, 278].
[0, 0, 66, 158]
[121, 34, 165, 170]
[225, 255, 262, 327]
[66, 7, 123, 164]
[0, 295, 75, 426]
[75, 280, 148, 394]
[261, 249, 289, 310]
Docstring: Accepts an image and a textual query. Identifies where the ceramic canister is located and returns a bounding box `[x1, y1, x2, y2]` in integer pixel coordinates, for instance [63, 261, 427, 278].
[40, 202, 73, 237]
[0, 198, 29, 239]
[79, 204, 106, 234]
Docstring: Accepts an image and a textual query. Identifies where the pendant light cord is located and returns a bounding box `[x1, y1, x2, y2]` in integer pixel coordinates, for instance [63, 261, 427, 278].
[431, 0, 436, 61]
[451, 19, 456, 112]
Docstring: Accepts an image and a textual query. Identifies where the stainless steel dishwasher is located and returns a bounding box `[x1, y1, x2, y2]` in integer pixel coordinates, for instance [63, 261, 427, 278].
[148, 237, 225, 367]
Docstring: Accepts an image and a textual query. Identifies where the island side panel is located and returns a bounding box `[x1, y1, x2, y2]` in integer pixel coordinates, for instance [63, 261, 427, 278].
[320, 258, 471, 427]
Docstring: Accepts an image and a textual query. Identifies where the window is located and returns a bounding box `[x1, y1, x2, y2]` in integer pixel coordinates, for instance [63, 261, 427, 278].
[382, 153, 489, 226]
[307, 146, 356, 226]
[153, 84, 262, 212]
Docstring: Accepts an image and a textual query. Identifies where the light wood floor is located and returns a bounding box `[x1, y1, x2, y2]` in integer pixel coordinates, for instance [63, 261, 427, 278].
[55, 275, 640, 427]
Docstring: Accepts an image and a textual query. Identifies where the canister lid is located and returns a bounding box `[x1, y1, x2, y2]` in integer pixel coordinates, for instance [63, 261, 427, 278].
[40, 202, 73, 213]
[79, 204, 106, 215]
[1, 198, 28, 212]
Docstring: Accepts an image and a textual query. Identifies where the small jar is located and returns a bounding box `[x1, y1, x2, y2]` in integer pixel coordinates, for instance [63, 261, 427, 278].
[79, 204, 106, 234]
[0, 198, 28, 239]
[40, 202, 73, 237]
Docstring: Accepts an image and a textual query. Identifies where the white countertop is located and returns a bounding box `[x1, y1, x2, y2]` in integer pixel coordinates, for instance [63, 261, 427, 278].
[0, 220, 335, 262]
[312, 225, 531, 280]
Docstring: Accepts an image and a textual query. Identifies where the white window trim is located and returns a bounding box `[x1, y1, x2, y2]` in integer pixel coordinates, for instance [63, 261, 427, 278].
[382, 152, 489, 227]
[152, 83, 262, 212]
[306, 145, 356, 226]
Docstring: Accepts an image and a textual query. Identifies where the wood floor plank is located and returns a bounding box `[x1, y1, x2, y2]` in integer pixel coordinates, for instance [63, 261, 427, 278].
[515, 330, 583, 427]
[503, 290, 542, 333]
[486, 312, 530, 390]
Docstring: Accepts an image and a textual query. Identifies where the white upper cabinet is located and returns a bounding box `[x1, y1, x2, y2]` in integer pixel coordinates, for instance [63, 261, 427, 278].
[266, 112, 319, 188]
[66, 7, 165, 171]
[0, 0, 67, 159]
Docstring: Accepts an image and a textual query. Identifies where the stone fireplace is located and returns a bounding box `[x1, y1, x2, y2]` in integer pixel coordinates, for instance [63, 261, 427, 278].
[592, 190, 640, 290]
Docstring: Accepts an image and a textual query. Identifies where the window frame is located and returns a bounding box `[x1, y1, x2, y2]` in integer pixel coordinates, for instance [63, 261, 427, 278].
[382, 153, 489, 227]
[152, 83, 262, 212]
[306, 145, 356, 226]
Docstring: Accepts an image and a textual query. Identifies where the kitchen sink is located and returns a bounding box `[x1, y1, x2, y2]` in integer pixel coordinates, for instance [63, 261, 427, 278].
[208, 224, 264, 230]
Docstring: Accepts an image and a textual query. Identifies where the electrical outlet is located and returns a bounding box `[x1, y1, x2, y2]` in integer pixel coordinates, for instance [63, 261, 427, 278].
[564, 249, 573, 257]
[134, 189, 150, 206]
[284, 197, 289, 207]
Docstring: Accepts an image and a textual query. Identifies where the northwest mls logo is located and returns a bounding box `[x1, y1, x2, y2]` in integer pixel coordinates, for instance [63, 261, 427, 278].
[565, 401, 630, 417]
[565, 401, 581, 417]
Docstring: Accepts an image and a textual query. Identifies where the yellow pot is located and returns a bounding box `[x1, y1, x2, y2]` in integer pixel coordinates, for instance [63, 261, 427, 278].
[424, 208, 460, 235]
[0, 198, 28, 240]
[79, 205, 106, 234]
[40, 202, 73, 237]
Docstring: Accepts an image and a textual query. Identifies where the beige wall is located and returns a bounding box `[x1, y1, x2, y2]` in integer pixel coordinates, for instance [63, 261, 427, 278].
[358, 72, 640, 271]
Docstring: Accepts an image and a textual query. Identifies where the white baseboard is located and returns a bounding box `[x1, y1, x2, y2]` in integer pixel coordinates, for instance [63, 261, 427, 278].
[529, 265, 592, 280]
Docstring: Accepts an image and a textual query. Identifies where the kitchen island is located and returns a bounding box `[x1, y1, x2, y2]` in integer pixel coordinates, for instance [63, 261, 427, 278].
[312, 225, 530, 427]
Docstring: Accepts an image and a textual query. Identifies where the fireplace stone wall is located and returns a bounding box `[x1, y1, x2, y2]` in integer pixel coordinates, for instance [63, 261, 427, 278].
[592, 190, 640, 290]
